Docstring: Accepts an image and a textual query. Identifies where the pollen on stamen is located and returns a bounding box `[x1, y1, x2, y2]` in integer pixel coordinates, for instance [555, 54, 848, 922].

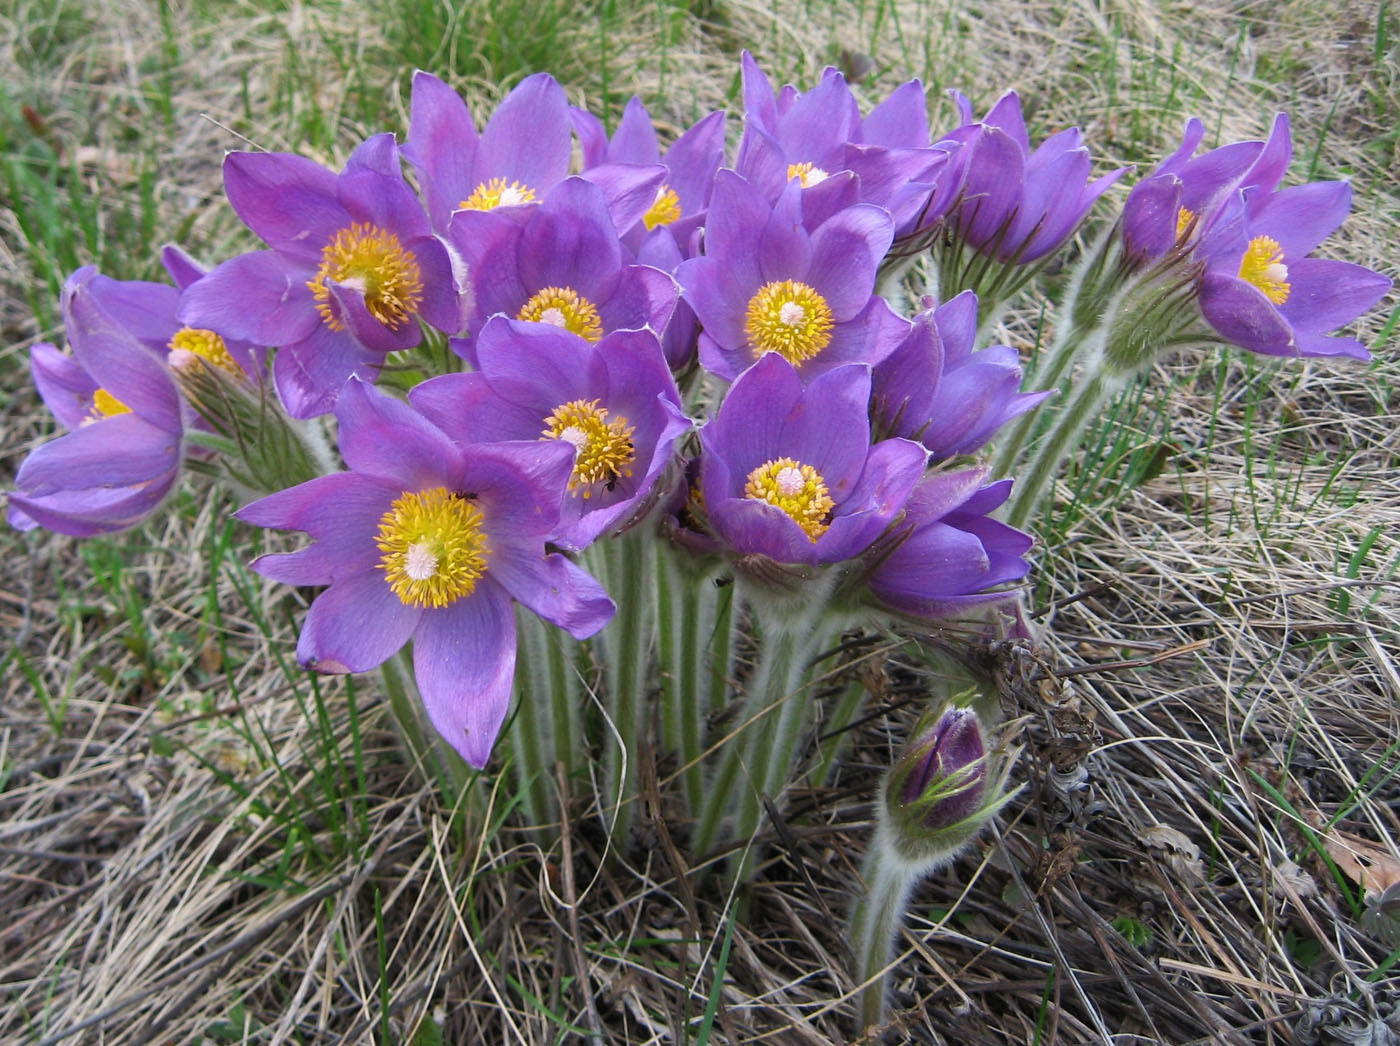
[307, 222, 424, 332]
[744, 456, 834, 542]
[787, 162, 830, 188]
[1238, 235, 1291, 305]
[460, 177, 538, 211]
[376, 487, 489, 609]
[168, 326, 240, 376]
[542, 399, 636, 498]
[518, 286, 604, 342]
[745, 280, 834, 365]
[86, 387, 132, 423]
[644, 185, 682, 229]
[1175, 206, 1197, 242]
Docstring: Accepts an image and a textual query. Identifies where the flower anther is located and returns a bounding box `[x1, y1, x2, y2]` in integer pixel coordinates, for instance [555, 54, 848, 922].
[786, 162, 830, 188]
[542, 399, 635, 497]
[1175, 206, 1195, 242]
[168, 327, 240, 375]
[743, 456, 834, 541]
[308, 222, 424, 331]
[460, 177, 537, 211]
[744, 280, 834, 365]
[1238, 235, 1291, 305]
[376, 486, 490, 608]
[87, 388, 132, 422]
[643, 185, 682, 230]
[517, 286, 604, 341]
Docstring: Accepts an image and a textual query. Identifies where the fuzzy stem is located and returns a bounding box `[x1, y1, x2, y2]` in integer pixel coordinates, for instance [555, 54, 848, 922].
[510, 609, 560, 831]
[850, 819, 920, 1035]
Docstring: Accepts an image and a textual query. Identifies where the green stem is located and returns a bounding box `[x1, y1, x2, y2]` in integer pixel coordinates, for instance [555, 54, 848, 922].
[813, 676, 870, 786]
[849, 820, 919, 1034]
[510, 609, 559, 831]
[657, 543, 716, 818]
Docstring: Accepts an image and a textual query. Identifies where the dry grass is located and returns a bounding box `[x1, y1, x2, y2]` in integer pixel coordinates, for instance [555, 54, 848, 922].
[2, 0, 1398, 1042]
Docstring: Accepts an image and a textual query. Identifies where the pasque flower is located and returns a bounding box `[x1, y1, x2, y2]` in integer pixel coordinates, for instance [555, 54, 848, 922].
[409, 316, 691, 549]
[866, 468, 1031, 621]
[447, 177, 677, 365]
[179, 134, 462, 418]
[9, 255, 261, 536]
[236, 378, 615, 768]
[696, 353, 926, 566]
[871, 292, 1049, 459]
[677, 170, 908, 382]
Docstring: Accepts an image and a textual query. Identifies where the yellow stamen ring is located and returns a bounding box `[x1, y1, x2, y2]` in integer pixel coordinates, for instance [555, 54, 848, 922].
[744, 280, 834, 365]
[643, 184, 682, 230]
[168, 327, 240, 375]
[542, 399, 636, 498]
[787, 162, 831, 188]
[517, 286, 604, 342]
[1238, 235, 1291, 305]
[460, 177, 537, 211]
[308, 222, 424, 332]
[376, 487, 490, 609]
[743, 457, 834, 542]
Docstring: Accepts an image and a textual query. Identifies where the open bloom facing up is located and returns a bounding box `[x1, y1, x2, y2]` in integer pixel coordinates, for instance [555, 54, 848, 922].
[866, 468, 1031, 620]
[410, 317, 691, 549]
[9, 258, 256, 536]
[678, 170, 907, 383]
[236, 379, 615, 768]
[697, 354, 926, 566]
[179, 134, 462, 418]
[735, 51, 947, 234]
[448, 177, 677, 364]
[871, 291, 1049, 459]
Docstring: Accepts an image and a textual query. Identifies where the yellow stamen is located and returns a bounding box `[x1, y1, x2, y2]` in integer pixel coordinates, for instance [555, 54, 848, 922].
[1175, 206, 1195, 241]
[168, 327, 240, 375]
[744, 280, 834, 365]
[542, 399, 635, 498]
[743, 457, 834, 542]
[308, 222, 424, 332]
[787, 162, 831, 188]
[517, 286, 604, 342]
[460, 177, 537, 211]
[88, 387, 132, 422]
[1238, 235, 1291, 305]
[376, 487, 490, 608]
[643, 184, 682, 230]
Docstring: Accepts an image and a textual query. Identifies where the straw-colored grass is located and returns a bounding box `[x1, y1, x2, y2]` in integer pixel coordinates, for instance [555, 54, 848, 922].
[2, 0, 1397, 1042]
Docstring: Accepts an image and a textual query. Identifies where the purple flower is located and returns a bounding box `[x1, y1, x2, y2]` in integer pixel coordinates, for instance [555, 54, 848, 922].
[404, 71, 573, 232]
[893, 707, 986, 831]
[9, 257, 262, 536]
[866, 468, 1031, 620]
[235, 378, 614, 768]
[677, 170, 908, 382]
[1121, 114, 1293, 264]
[697, 354, 926, 566]
[933, 91, 1126, 264]
[409, 317, 692, 549]
[735, 52, 947, 234]
[872, 291, 1050, 459]
[447, 177, 677, 365]
[1195, 179, 1392, 360]
[179, 134, 462, 418]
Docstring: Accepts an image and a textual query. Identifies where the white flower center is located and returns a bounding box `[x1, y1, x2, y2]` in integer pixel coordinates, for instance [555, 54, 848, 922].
[539, 307, 568, 328]
[558, 424, 590, 449]
[404, 541, 440, 581]
[775, 466, 806, 497]
[778, 302, 806, 327]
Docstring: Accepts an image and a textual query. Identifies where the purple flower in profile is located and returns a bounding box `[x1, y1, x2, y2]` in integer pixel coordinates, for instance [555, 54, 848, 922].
[236, 379, 614, 769]
[447, 177, 677, 365]
[697, 354, 926, 566]
[677, 170, 908, 383]
[893, 707, 986, 832]
[1194, 179, 1392, 360]
[404, 71, 574, 233]
[1120, 114, 1293, 265]
[933, 91, 1126, 265]
[735, 52, 947, 234]
[409, 317, 692, 549]
[9, 257, 262, 537]
[872, 291, 1050, 459]
[866, 468, 1032, 620]
[179, 134, 462, 419]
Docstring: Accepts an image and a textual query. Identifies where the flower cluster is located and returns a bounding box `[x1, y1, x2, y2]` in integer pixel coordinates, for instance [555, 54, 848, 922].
[8, 54, 1388, 792]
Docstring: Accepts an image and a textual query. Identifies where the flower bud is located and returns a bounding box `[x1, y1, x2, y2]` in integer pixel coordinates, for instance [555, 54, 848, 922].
[882, 704, 1010, 867]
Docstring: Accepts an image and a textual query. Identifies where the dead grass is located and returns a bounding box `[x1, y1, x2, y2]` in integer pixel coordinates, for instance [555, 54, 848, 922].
[2, 0, 1398, 1042]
